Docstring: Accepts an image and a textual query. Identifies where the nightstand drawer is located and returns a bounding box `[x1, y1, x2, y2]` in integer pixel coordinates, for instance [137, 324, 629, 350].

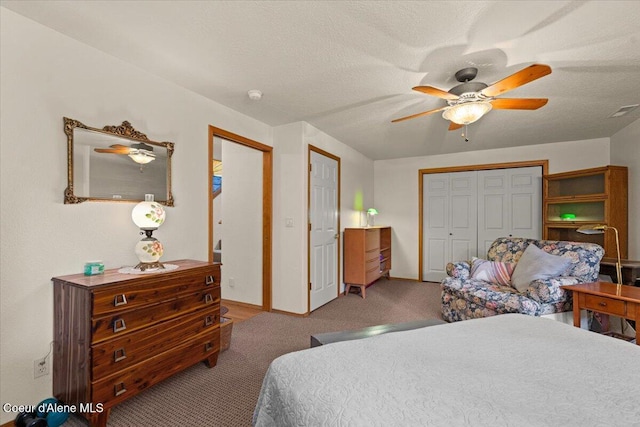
[92, 305, 220, 379]
[583, 295, 626, 317]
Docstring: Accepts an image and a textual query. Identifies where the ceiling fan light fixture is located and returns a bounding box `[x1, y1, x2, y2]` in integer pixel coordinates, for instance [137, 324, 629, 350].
[128, 151, 155, 164]
[443, 101, 493, 125]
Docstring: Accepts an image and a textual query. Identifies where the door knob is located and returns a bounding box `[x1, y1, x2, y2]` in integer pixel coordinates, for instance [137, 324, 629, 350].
[334, 233, 339, 239]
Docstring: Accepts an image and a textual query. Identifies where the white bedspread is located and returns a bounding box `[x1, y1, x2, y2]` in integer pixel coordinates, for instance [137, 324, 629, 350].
[253, 314, 640, 427]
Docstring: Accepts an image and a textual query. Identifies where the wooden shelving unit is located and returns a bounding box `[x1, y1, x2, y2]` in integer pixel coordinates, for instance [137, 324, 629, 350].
[543, 166, 628, 258]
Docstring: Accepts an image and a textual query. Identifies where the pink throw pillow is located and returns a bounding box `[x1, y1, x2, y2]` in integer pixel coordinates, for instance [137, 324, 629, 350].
[470, 257, 516, 287]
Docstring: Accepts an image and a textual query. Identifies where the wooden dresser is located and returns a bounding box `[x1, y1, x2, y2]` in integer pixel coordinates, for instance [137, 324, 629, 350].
[52, 259, 221, 427]
[343, 227, 391, 298]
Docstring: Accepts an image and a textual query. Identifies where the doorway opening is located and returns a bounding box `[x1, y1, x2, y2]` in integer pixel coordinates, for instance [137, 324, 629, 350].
[208, 126, 273, 311]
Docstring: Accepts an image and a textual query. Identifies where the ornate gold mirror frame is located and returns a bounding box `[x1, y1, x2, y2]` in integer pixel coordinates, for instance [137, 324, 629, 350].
[64, 117, 174, 206]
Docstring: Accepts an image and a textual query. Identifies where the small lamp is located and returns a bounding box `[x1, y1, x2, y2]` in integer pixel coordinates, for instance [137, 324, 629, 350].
[366, 208, 378, 227]
[132, 194, 166, 271]
[577, 224, 622, 290]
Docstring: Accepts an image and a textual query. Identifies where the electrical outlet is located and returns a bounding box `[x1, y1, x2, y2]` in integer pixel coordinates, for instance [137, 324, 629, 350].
[229, 277, 235, 288]
[34, 357, 49, 378]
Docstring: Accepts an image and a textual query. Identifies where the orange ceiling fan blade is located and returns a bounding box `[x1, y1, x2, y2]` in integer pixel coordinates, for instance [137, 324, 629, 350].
[391, 106, 448, 123]
[94, 147, 130, 154]
[480, 64, 551, 98]
[491, 98, 548, 110]
[413, 86, 459, 100]
[448, 122, 463, 131]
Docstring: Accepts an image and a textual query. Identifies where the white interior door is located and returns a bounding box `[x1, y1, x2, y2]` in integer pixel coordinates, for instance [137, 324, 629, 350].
[477, 167, 541, 256]
[423, 174, 450, 281]
[423, 172, 477, 282]
[309, 150, 338, 311]
[477, 169, 509, 256]
[509, 167, 542, 239]
[449, 172, 478, 264]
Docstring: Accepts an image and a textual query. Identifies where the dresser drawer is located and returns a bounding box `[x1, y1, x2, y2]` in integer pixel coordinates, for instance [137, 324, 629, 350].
[583, 294, 627, 317]
[365, 229, 380, 251]
[92, 287, 221, 344]
[92, 305, 220, 379]
[91, 330, 220, 407]
[365, 263, 381, 285]
[93, 267, 220, 316]
[365, 248, 380, 263]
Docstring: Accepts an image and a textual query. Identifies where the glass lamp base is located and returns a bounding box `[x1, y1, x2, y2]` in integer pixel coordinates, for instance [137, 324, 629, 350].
[135, 261, 165, 271]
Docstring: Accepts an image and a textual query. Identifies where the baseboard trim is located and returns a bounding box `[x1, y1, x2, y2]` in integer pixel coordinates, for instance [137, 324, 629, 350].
[221, 299, 262, 310]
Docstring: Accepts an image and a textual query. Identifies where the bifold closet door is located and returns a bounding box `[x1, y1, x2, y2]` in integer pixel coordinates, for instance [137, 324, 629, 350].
[422, 172, 477, 282]
[477, 167, 542, 256]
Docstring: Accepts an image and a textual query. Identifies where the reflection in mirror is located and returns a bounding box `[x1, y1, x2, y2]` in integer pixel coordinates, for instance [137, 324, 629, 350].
[64, 118, 174, 205]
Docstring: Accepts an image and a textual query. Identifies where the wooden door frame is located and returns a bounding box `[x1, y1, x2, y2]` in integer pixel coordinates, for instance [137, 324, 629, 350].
[208, 126, 273, 311]
[418, 159, 548, 282]
[307, 145, 341, 313]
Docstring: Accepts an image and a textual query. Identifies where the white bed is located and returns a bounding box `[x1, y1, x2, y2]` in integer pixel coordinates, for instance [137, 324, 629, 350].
[253, 314, 640, 427]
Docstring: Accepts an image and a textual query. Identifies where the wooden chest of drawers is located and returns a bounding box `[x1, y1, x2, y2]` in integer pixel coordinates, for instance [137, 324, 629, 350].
[343, 227, 392, 298]
[52, 259, 221, 427]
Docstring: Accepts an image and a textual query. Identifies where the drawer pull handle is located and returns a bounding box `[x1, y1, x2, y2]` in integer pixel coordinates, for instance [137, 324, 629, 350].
[114, 382, 127, 397]
[599, 302, 607, 307]
[204, 293, 214, 304]
[114, 294, 128, 306]
[114, 348, 127, 362]
[205, 315, 213, 326]
[113, 318, 127, 333]
[204, 342, 213, 352]
[206, 275, 216, 286]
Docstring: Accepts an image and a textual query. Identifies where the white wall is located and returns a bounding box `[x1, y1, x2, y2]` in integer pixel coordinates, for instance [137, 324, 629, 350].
[272, 122, 308, 313]
[271, 122, 374, 314]
[611, 118, 640, 259]
[374, 138, 612, 280]
[0, 9, 272, 423]
[219, 139, 263, 305]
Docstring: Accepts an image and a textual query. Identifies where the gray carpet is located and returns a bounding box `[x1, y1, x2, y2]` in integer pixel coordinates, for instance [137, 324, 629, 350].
[65, 279, 443, 426]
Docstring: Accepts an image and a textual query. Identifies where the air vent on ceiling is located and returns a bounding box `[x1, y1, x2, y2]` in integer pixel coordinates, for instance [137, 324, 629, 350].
[609, 104, 639, 118]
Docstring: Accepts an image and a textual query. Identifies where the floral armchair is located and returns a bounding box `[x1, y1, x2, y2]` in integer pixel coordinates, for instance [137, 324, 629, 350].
[441, 237, 604, 322]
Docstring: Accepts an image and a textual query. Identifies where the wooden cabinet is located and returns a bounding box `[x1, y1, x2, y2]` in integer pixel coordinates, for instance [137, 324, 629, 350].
[344, 227, 391, 297]
[52, 259, 221, 427]
[543, 166, 627, 258]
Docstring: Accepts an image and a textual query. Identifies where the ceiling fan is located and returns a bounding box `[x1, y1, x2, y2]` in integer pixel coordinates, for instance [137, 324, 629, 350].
[94, 142, 156, 165]
[392, 64, 552, 131]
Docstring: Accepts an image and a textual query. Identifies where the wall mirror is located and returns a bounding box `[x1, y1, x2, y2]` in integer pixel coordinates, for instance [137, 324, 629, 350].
[64, 117, 174, 206]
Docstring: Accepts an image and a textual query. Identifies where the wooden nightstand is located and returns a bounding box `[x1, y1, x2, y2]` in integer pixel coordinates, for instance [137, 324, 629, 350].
[561, 282, 640, 345]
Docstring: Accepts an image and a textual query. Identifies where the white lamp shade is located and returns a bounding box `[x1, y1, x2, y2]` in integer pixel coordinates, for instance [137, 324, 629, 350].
[443, 101, 493, 125]
[132, 201, 166, 230]
[135, 238, 164, 263]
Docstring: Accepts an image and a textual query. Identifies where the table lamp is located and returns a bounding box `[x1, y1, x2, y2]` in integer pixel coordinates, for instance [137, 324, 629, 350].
[577, 224, 622, 291]
[132, 194, 166, 271]
[366, 208, 378, 227]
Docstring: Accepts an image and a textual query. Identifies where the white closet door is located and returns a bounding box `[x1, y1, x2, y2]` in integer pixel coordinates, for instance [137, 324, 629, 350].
[449, 172, 477, 263]
[423, 172, 477, 282]
[423, 174, 450, 281]
[509, 167, 542, 239]
[477, 166, 541, 257]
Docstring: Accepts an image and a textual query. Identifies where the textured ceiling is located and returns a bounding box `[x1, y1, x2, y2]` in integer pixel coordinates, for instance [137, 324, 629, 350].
[3, 1, 640, 160]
